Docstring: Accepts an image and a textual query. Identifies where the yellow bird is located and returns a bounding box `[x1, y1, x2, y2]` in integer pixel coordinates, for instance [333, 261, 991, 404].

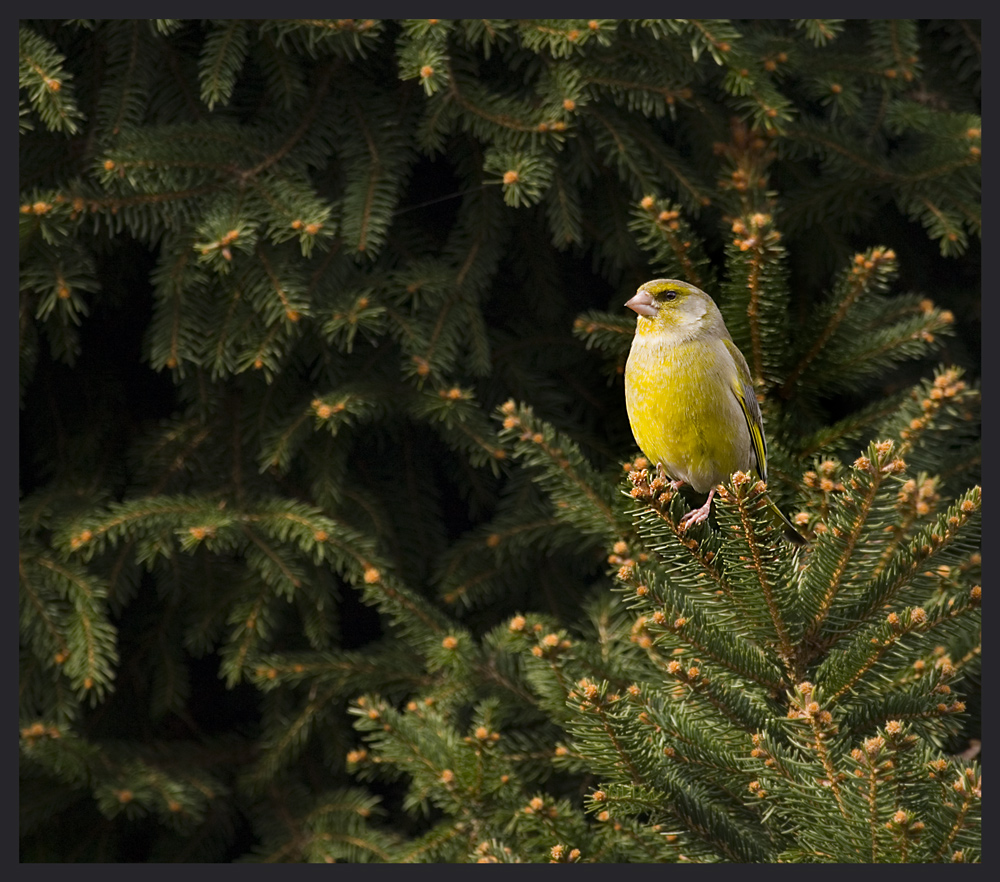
[624, 278, 805, 544]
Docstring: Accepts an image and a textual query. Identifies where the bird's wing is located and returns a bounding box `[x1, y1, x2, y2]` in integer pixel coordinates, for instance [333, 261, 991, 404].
[724, 339, 767, 484]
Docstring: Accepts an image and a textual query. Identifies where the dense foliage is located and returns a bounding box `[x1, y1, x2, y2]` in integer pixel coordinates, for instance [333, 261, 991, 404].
[20, 19, 979, 862]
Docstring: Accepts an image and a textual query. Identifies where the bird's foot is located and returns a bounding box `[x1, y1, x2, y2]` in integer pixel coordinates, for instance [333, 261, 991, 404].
[678, 490, 714, 531]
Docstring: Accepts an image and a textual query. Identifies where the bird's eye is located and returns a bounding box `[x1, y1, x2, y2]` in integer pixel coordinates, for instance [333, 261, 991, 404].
[663, 290, 677, 301]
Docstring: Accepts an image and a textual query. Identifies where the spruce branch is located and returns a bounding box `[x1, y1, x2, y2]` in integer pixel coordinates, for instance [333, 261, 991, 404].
[19, 17, 980, 863]
[19, 25, 84, 134]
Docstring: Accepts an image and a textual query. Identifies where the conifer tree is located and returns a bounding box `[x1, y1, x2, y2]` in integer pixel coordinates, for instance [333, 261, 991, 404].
[20, 19, 979, 862]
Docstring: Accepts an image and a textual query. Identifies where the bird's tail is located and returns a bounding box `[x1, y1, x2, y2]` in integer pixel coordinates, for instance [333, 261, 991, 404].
[765, 496, 807, 546]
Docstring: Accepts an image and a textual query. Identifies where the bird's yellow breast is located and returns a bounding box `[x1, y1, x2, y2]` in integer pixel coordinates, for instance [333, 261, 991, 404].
[624, 329, 751, 493]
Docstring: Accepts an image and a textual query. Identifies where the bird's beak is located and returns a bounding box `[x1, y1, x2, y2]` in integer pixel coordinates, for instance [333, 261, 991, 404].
[625, 290, 658, 317]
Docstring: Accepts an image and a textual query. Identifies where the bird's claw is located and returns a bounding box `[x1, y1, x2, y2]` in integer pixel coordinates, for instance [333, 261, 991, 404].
[678, 489, 715, 531]
[678, 508, 710, 531]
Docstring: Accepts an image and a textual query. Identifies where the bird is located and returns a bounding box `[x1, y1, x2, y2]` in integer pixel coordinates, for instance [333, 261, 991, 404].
[623, 278, 805, 544]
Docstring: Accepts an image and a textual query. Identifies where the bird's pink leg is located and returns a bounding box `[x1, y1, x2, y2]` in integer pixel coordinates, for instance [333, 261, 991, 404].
[656, 463, 685, 492]
[679, 488, 715, 530]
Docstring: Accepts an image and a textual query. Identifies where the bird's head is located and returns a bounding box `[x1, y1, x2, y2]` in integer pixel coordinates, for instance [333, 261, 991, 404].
[625, 279, 723, 337]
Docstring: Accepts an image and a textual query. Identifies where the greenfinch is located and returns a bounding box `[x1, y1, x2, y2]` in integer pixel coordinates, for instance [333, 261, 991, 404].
[624, 278, 805, 544]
